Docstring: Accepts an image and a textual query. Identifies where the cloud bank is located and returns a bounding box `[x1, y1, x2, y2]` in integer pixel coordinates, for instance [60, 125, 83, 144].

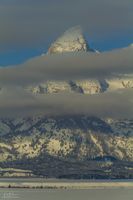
[0, 41, 132, 119]
[0, 46, 132, 86]
[0, 87, 132, 119]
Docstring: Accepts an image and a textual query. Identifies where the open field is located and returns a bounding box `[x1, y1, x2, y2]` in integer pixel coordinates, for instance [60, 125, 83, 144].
[0, 179, 133, 189]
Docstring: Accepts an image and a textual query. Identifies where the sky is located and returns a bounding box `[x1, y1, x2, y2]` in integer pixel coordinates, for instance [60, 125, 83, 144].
[0, 0, 133, 66]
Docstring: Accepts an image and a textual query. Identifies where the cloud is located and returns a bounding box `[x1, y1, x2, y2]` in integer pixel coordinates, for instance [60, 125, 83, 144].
[0, 0, 132, 50]
[0, 40, 132, 119]
[0, 87, 132, 119]
[0, 46, 132, 86]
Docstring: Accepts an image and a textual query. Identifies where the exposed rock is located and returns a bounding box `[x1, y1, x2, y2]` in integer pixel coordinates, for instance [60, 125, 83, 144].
[48, 26, 91, 54]
[107, 77, 133, 91]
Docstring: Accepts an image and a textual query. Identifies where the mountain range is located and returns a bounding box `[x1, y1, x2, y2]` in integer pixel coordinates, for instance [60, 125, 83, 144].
[0, 27, 133, 179]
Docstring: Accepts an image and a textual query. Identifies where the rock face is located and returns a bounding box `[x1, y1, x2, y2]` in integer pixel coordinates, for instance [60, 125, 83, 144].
[107, 78, 133, 91]
[0, 27, 133, 178]
[48, 26, 91, 54]
[28, 79, 108, 95]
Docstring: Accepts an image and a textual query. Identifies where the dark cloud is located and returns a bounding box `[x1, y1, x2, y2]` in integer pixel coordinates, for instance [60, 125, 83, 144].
[0, 46, 132, 86]
[0, 87, 132, 119]
[0, 0, 132, 50]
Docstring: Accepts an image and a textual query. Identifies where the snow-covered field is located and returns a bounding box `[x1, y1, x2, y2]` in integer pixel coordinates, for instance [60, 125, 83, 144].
[0, 187, 133, 200]
[0, 179, 133, 189]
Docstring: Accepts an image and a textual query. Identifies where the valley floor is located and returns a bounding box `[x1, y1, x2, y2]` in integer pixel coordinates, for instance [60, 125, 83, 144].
[0, 178, 133, 189]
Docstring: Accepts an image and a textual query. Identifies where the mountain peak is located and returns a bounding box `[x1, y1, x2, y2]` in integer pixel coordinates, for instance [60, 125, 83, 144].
[48, 26, 92, 54]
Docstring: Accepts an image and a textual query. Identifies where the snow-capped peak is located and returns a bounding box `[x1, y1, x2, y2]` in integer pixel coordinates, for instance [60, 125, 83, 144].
[47, 26, 94, 54]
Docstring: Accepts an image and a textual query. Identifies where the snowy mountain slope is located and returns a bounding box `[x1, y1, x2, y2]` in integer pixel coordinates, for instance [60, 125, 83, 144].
[0, 27, 133, 178]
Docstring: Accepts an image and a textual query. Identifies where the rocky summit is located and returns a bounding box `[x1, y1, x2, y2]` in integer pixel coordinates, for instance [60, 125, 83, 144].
[0, 27, 133, 179]
[48, 26, 91, 54]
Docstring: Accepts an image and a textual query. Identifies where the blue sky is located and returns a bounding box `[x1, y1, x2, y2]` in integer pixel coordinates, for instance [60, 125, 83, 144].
[0, 33, 132, 66]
